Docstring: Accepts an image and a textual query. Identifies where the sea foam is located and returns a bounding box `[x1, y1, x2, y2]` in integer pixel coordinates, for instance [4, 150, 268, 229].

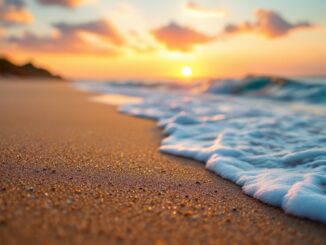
[75, 77, 326, 223]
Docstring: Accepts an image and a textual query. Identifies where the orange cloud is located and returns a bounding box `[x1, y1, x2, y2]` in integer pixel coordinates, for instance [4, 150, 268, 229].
[152, 9, 311, 52]
[182, 2, 227, 18]
[152, 22, 213, 51]
[6, 19, 124, 55]
[36, 0, 89, 8]
[224, 9, 312, 38]
[0, 0, 33, 26]
[54, 19, 124, 45]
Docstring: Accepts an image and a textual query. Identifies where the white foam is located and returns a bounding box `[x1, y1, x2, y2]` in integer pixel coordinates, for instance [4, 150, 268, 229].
[76, 81, 326, 223]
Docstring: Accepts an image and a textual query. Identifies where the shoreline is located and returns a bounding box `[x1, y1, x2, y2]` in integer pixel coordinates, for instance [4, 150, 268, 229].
[0, 79, 325, 244]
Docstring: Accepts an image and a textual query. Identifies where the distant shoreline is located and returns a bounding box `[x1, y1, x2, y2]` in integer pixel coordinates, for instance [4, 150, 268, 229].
[0, 76, 68, 82]
[0, 57, 64, 80]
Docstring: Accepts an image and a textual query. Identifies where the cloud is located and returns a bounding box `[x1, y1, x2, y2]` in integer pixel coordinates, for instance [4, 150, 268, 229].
[182, 2, 227, 18]
[36, 0, 91, 8]
[224, 9, 312, 38]
[7, 19, 124, 55]
[54, 19, 124, 45]
[151, 10, 312, 52]
[0, 0, 33, 26]
[152, 22, 213, 51]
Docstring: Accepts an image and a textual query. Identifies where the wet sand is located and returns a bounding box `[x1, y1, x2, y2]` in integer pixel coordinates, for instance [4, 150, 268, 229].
[0, 79, 325, 245]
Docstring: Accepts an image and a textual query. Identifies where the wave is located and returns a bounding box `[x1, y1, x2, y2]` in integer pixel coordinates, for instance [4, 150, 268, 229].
[74, 75, 326, 223]
[205, 76, 326, 104]
[78, 75, 326, 105]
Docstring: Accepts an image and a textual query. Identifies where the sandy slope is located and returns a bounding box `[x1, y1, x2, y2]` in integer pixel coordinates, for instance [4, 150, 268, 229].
[0, 79, 325, 245]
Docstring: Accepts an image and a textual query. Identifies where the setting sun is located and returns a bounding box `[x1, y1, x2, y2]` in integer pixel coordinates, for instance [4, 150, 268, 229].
[181, 66, 192, 77]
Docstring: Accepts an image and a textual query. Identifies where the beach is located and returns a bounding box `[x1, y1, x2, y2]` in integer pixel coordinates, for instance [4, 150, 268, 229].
[0, 79, 325, 245]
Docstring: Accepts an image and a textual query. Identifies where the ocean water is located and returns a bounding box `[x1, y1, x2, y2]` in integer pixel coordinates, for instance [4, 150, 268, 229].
[75, 76, 326, 223]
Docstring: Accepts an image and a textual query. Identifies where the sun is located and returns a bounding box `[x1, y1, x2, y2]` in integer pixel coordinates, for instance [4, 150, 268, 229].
[181, 66, 192, 78]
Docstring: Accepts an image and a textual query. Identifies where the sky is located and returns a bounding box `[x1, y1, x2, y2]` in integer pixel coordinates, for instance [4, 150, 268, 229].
[0, 0, 326, 80]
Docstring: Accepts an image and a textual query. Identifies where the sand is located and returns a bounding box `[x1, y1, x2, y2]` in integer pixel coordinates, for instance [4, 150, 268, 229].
[0, 79, 325, 245]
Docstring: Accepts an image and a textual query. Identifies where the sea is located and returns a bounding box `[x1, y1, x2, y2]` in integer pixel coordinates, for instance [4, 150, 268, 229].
[75, 75, 326, 223]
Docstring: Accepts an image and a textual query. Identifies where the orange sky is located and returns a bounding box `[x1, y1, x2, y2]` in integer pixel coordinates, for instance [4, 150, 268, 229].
[1, 0, 326, 80]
